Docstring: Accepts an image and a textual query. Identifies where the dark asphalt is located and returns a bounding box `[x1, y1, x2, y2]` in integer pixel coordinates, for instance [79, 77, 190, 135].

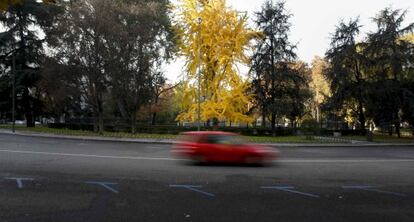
[0, 133, 414, 222]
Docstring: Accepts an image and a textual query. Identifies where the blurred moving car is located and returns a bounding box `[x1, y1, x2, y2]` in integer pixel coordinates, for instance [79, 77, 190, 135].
[172, 131, 279, 165]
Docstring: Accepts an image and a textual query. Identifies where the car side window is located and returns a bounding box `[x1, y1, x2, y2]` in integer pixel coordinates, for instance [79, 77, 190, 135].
[204, 135, 220, 144]
[201, 135, 234, 145]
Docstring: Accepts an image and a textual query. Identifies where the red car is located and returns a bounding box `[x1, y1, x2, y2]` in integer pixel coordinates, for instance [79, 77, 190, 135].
[172, 131, 279, 165]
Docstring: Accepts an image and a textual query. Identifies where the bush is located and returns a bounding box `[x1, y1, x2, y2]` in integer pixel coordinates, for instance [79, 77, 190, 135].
[47, 122, 368, 137]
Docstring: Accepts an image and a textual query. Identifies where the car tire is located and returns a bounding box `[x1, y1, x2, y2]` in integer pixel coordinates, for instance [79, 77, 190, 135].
[244, 157, 262, 166]
[192, 155, 207, 165]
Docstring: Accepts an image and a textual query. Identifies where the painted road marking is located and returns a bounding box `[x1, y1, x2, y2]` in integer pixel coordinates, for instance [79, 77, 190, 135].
[278, 159, 414, 163]
[261, 186, 320, 198]
[5, 177, 34, 189]
[342, 185, 406, 197]
[0, 149, 183, 161]
[85, 181, 119, 194]
[1, 149, 414, 163]
[169, 185, 215, 197]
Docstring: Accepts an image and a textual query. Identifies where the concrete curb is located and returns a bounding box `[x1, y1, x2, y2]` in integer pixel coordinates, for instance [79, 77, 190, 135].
[1, 129, 414, 148]
[0, 129, 174, 145]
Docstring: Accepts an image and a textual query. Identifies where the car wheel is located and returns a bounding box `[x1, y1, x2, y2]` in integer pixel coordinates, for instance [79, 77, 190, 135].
[192, 155, 207, 165]
[244, 157, 262, 166]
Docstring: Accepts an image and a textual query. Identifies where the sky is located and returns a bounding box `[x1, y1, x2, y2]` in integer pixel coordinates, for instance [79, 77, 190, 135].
[165, 0, 414, 82]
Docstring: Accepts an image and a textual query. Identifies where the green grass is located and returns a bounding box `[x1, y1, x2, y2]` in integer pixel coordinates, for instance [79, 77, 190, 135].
[344, 134, 414, 143]
[245, 135, 336, 143]
[12, 124, 414, 143]
[0, 125, 178, 140]
[0, 124, 343, 143]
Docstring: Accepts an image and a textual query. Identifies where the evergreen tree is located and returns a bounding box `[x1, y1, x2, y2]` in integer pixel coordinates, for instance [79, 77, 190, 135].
[0, 0, 56, 127]
[365, 8, 414, 136]
[324, 18, 368, 131]
[251, 0, 297, 134]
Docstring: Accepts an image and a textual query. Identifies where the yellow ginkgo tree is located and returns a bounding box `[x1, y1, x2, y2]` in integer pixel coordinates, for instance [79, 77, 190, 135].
[174, 0, 258, 125]
[402, 33, 414, 43]
[310, 56, 331, 122]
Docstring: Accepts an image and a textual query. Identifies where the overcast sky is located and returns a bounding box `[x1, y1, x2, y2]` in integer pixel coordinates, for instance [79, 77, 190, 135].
[165, 0, 414, 82]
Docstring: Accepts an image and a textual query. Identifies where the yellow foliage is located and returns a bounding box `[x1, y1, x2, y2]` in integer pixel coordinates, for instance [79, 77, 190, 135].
[0, 0, 55, 10]
[0, 0, 20, 10]
[174, 0, 258, 124]
[310, 56, 331, 105]
[402, 33, 414, 43]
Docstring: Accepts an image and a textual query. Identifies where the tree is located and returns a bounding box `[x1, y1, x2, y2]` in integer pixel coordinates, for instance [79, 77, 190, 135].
[140, 81, 180, 125]
[309, 56, 330, 123]
[43, 0, 174, 133]
[174, 0, 257, 126]
[251, 0, 296, 133]
[402, 33, 414, 42]
[0, 0, 56, 127]
[37, 57, 86, 122]
[102, 0, 175, 132]
[283, 61, 312, 127]
[0, 0, 55, 11]
[324, 18, 367, 131]
[149, 74, 178, 125]
[364, 8, 414, 137]
[43, 0, 112, 133]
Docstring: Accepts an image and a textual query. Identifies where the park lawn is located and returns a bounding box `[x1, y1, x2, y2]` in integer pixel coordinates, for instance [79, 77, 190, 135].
[344, 134, 414, 143]
[245, 135, 334, 143]
[0, 125, 339, 143]
[0, 125, 178, 140]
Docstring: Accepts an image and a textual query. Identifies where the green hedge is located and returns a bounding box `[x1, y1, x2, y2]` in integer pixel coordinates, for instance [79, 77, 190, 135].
[47, 123, 367, 136]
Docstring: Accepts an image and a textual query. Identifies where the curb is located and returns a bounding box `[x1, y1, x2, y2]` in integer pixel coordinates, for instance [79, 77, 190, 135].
[1, 129, 414, 148]
[0, 130, 174, 145]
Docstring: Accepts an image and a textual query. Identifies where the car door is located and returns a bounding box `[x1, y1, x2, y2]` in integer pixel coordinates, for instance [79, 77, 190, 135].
[194, 135, 218, 161]
[210, 135, 241, 162]
[199, 135, 228, 162]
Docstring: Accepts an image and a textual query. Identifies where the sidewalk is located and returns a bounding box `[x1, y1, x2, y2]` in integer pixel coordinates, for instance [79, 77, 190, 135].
[1, 129, 414, 147]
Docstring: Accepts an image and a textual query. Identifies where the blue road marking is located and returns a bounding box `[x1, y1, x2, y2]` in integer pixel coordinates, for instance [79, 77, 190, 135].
[342, 186, 374, 189]
[342, 185, 406, 197]
[261, 186, 320, 198]
[5, 177, 34, 189]
[85, 181, 119, 194]
[169, 185, 215, 197]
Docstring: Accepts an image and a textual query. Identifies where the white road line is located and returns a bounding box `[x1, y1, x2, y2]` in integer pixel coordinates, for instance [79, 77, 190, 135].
[0, 149, 181, 161]
[278, 159, 414, 163]
[0, 149, 414, 163]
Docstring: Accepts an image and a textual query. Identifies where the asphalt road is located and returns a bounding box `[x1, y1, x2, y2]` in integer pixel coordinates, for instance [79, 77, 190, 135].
[1, 133, 414, 222]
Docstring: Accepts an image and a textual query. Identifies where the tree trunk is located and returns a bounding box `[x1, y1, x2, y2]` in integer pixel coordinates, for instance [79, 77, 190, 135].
[262, 107, 266, 128]
[394, 112, 401, 138]
[94, 97, 104, 134]
[93, 113, 99, 133]
[271, 113, 276, 136]
[23, 89, 35, 128]
[212, 118, 219, 130]
[395, 122, 401, 138]
[151, 112, 156, 126]
[316, 106, 320, 123]
[98, 111, 104, 135]
[131, 114, 136, 134]
[357, 101, 365, 130]
[388, 123, 393, 136]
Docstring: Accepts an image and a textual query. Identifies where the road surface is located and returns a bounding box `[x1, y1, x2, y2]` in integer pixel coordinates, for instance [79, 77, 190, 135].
[0, 133, 414, 222]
